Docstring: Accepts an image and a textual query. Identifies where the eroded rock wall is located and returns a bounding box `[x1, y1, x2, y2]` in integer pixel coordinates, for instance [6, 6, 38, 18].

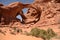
[32, 0, 60, 27]
[0, 0, 60, 28]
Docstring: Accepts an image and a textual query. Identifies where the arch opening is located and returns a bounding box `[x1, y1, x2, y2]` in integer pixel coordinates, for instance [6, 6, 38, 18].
[16, 8, 29, 22]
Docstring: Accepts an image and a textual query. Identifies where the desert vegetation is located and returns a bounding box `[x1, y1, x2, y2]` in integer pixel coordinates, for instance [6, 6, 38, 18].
[10, 27, 22, 35]
[25, 27, 56, 40]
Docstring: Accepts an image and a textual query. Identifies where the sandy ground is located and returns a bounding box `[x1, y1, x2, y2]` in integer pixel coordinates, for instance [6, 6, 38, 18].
[0, 23, 60, 40]
[0, 33, 43, 40]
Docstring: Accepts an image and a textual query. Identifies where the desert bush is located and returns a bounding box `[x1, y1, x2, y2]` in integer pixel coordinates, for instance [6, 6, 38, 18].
[10, 27, 22, 35]
[12, 27, 22, 33]
[39, 29, 48, 40]
[43, 28, 56, 40]
[46, 28, 56, 40]
[30, 27, 40, 37]
[25, 27, 56, 40]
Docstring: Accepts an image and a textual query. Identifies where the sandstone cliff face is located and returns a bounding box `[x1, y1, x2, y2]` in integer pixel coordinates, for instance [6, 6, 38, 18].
[0, 0, 60, 27]
[26, 0, 60, 27]
[0, 0, 60, 28]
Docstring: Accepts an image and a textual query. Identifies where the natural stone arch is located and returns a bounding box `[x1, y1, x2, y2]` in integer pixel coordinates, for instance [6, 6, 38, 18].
[16, 8, 28, 22]
[0, 2, 35, 24]
[22, 6, 42, 24]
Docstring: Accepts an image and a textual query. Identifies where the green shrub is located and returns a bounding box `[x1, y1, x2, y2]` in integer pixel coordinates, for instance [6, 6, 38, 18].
[12, 27, 22, 33]
[46, 28, 56, 40]
[10, 27, 22, 35]
[39, 29, 48, 40]
[26, 27, 56, 40]
[30, 27, 40, 37]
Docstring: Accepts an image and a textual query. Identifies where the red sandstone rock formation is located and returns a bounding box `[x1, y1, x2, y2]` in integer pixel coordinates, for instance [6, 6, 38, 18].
[0, 0, 60, 27]
[20, 0, 60, 27]
[22, 5, 42, 24]
[0, 2, 33, 25]
[0, 0, 60, 40]
[32, 0, 60, 27]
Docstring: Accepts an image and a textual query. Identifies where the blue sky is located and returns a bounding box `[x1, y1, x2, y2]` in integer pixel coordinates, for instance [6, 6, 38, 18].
[0, 0, 34, 21]
[0, 0, 34, 4]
